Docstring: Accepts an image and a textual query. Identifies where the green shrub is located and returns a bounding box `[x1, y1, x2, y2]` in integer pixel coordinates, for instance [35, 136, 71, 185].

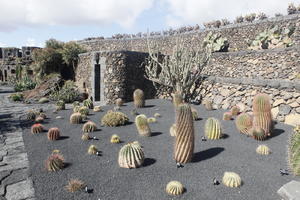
[10, 93, 23, 101]
[50, 80, 79, 103]
[14, 76, 36, 92]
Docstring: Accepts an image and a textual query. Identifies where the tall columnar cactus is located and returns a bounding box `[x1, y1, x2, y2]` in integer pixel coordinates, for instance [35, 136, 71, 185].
[250, 127, 266, 141]
[205, 118, 222, 140]
[82, 121, 97, 132]
[31, 123, 44, 134]
[118, 142, 144, 168]
[83, 99, 94, 109]
[252, 93, 272, 137]
[133, 89, 145, 108]
[172, 91, 183, 107]
[288, 129, 300, 175]
[174, 104, 194, 163]
[135, 114, 151, 137]
[46, 153, 65, 172]
[56, 100, 65, 111]
[235, 113, 253, 136]
[47, 127, 60, 140]
[70, 113, 83, 124]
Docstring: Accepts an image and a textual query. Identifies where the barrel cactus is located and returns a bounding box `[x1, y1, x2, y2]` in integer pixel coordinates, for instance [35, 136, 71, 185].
[46, 153, 64, 172]
[39, 112, 47, 119]
[115, 98, 123, 107]
[93, 106, 102, 112]
[73, 105, 80, 113]
[256, 145, 271, 155]
[135, 114, 151, 137]
[72, 101, 80, 107]
[230, 106, 240, 116]
[27, 110, 37, 120]
[170, 123, 176, 137]
[174, 104, 194, 163]
[79, 106, 89, 116]
[82, 121, 97, 132]
[101, 111, 129, 127]
[172, 91, 183, 107]
[111, 134, 120, 143]
[65, 179, 86, 193]
[154, 113, 161, 118]
[31, 123, 44, 134]
[47, 127, 60, 140]
[133, 89, 145, 108]
[252, 93, 272, 137]
[56, 100, 65, 111]
[70, 113, 83, 124]
[147, 117, 157, 123]
[250, 127, 266, 141]
[35, 116, 44, 123]
[235, 113, 253, 136]
[81, 132, 90, 141]
[166, 181, 184, 196]
[88, 145, 98, 155]
[118, 142, 144, 168]
[83, 99, 93, 109]
[288, 129, 300, 175]
[205, 118, 222, 140]
[223, 112, 232, 120]
[222, 172, 242, 188]
[191, 107, 199, 120]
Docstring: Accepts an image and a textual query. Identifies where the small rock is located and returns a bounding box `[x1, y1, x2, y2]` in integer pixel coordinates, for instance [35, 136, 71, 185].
[296, 107, 300, 114]
[214, 96, 224, 105]
[283, 93, 293, 101]
[56, 116, 62, 119]
[277, 115, 285, 122]
[271, 107, 279, 119]
[277, 180, 300, 200]
[273, 99, 285, 107]
[279, 104, 291, 115]
[220, 89, 231, 97]
[236, 103, 246, 112]
[289, 101, 299, 108]
[284, 114, 300, 126]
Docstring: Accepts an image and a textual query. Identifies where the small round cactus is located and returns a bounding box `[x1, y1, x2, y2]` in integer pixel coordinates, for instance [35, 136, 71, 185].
[47, 127, 60, 140]
[35, 116, 44, 123]
[256, 145, 271, 155]
[31, 123, 44, 134]
[70, 113, 83, 124]
[73, 105, 81, 113]
[46, 153, 64, 172]
[115, 98, 123, 107]
[118, 142, 144, 168]
[204, 100, 213, 111]
[101, 111, 129, 127]
[154, 113, 161, 118]
[170, 123, 176, 137]
[135, 114, 151, 137]
[147, 117, 157, 123]
[65, 179, 86, 193]
[172, 91, 183, 107]
[27, 110, 37, 120]
[56, 100, 65, 111]
[133, 89, 145, 108]
[230, 106, 240, 116]
[166, 181, 184, 196]
[39, 112, 47, 119]
[79, 106, 89, 116]
[222, 172, 242, 188]
[72, 101, 80, 107]
[81, 133, 90, 141]
[223, 112, 232, 120]
[250, 127, 266, 141]
[93, 106, 102, 112]
[191, 107, 199, 120]
[88, 145, 98, 155]
[236, 113, 253, 136]
[82, 121, 97, 132]
[205, 118, 222, 140]
[110, 134, 120, 143]
[83, 99, 93, 109]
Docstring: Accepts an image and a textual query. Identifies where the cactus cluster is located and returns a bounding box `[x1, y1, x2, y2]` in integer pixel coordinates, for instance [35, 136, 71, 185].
[135, 115, 151, 137]
[82, 121, 97, 132]
[172, 91, 183, 107]
[83, 99, 93, 109]
[223, 112, 232, 121]
[288, 129, 300, 175]
[31, 123, 44, 134]
[235, 113, 253, 136]
[45, 153, 64, 171]
[174, 104, 194, 163]
[205, 118, 222, 140]
[88, 145, 98, 155]
[170, 123, 177, 137]
[70, 113, 83, 124]
[111, 134, 120, 143]
[101, 111, 129, 127]
[65, 179, 86, 193]
[56, 100, 65, 111]
[256, 145, 271, 155]
[203, 32, 229, 52]
[115, 98, 123, 107]
[47, 127, 60, 140]
[118, 142, 144, 168]
[166, 181, 184, 196]
[133, 89, 145, 108]
[79, 106, 89, 116]
[222, 172, 242, 188]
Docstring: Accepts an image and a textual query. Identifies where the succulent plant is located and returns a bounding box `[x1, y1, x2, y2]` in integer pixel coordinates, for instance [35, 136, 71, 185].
[135, 115, 151, 137]
[35, 116, 44, 123]
[45, 153, 64, 171]
[93, 106, 102, 112]
[101, 111, 129, 127]
[223, 112, 232, 121]
[147, 117, 157, 123]
[172, 91, 183, 107]
[47, 127, 60, 140]
[111, 134, 120, 143]
[88, 145, 98, 155]
[133, 89, 145, 108]
[55, 100, 65, 111]
[38, 97, 49, 104]
[31, 123, 44, 134]
[70, 113, 83, 124]
[235, 113, 253, 135]
[250, 127, 266, 141]
[83, 99, 93, 109]
[115, 98, 123, 107]
[252, 93, 272, 137]
[230, 106, 240, 116]
[203, 32, 229, 52]
[39, 112, 47, 119]
[118, 142, 144, 168]
[72, 101, 80, 107]
[154, 113, 161, 118]
[82, 121, 97, 132]
[205, 118, 222, 140]
[204, 100, 213, 111]
[79, 106, 89, 116]
[191, 107, 199, 120]
[170, 123, 177, 137]
[288, 129, 300, 175]
[256, 145, 271, 155]
[65, 179, 86, 193]
[174, 104, 194, 163]
[166, 181, 184, 196]
[222, 172, 242, 188]
[73, 105, 81, 113]
[81, 132, 90, 141]
[27, 110, 37, 120]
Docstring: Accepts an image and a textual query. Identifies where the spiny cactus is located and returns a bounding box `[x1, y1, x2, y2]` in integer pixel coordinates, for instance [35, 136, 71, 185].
[111, 134, 120, 143]
[83, 99, 93, 109]
[31, 123, 44, 134]
[72, 101, 80, 107]
[235, 113, 253, 136]
[88, 145, 98, 155]
[81, 132, 90, 141]
[191, 107, 199, 120]
[205, 118, 222, 140]
[79, 106, 89, 116]
[230, 106, 240, 116]
[147, 117, 157, 123]
[27, 110, 37, 120]
[65, 179, 86, 193]
[223, 112, 232, 121]
[82, 121, 97, 132]
[101, 111, 129, 127]
[222, 172, 242, 188]
[93, 106, 102, 112]
[47, 127, 60, 140]
[39, 112, 47, 119]
[115, 98, 123, 107]
[133, 89, 145, 108]
[56, 100, 65, 111]
[288, 129, 300, 175]
[204, 100, 213, 111]
[70, 113, 83, 124]
[172, 91, 183, 107]
[35, 116, 44, 123]
[250, 127, 266, 141]
[170, 123, 177, 137]
[118, 142, 144, 168]
[154, 113, 161, 118]
[203, 32, 229, 52]
[256, 145, 271, 155]
[166, 181, 184, 196]
[73, 105, 81, 113]
[45, 153, 64, 172]
[253, 93, 272, 137]
[174, 104, 194, 163]
[135, 114, 151, 137]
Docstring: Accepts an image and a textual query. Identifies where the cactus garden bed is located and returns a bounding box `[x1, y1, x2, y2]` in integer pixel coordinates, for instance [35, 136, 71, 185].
[22, 99, 299, 200]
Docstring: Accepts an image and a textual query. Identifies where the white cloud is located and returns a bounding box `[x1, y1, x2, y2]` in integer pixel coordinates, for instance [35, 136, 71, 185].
[163, 0, 300, 27]
[0, 42, 7, 47]
[25, 38, 36, 46]
[0, 0, 154, 32]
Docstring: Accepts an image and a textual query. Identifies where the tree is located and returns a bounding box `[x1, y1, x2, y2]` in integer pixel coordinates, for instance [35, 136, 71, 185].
[45, 38, 64, 49]
[144, 37, 211, 101]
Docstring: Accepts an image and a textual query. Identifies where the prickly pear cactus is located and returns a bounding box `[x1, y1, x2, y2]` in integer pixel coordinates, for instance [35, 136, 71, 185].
[118, 142, 144, 168]
[203, 32, 229, 52]
[205, 118, 222, 140]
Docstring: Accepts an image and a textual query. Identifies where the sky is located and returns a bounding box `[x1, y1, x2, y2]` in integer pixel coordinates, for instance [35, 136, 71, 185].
[0, 0, 299, 48]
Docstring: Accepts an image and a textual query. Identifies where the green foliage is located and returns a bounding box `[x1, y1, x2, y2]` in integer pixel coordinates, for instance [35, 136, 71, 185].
[45, 38, 64, 49]
[14, 76, 36, 92]
[203, 32, 229, 52]
[60, 41, 86, 71]
[50, 80, 79, 103]
[101, 110, 129, 127]
[10, 93, 23, 101]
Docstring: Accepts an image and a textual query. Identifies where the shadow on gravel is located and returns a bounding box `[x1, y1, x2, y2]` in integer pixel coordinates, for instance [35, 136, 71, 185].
[0, 113, 12, 119]
[151, 132, 162, 137]
[222, 134, 230, 139]
[192, 147, 225, 163]
[268, 128, 285, 139]
[143, 158, 156, 167]
[59, 136, 70, 140]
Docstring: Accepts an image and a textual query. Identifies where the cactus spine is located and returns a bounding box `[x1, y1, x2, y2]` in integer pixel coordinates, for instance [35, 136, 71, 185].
[135, 114, 151, 136]
[205, 118, 222, 140]
[31, 123, 44, 134]
[82, 121, 97, 132]
[166, 181, 184, 196]
[133, 89, 145, 108]
[70, 113, 83, 124]
[46, 153, 64, 171]
[118, 142, 144, 168]
[47, 128, 60, 140]
[222, 172, 242, 188]
[288, 129, 300, 175]
[235, 113, 253, 135]
[174, 104, 194, 163]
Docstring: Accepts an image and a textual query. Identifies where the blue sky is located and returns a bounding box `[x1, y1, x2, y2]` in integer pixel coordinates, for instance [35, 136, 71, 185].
[0, 0, 299, 48]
